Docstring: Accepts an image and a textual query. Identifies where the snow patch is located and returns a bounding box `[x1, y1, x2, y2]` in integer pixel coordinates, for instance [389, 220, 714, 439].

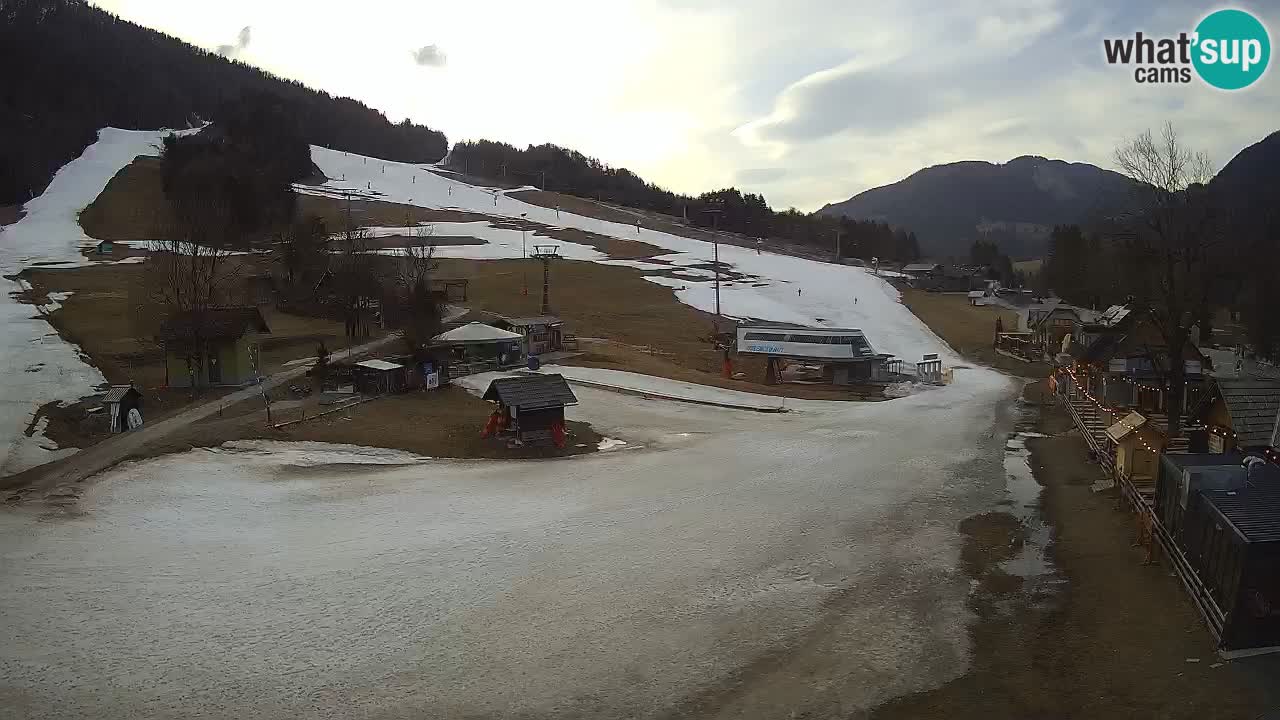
[214, 440, 433, 466]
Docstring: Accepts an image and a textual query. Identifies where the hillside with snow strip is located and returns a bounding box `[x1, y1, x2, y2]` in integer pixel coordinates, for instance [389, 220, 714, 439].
[0, 129, 196, 473]
[299, 147, 957, 366]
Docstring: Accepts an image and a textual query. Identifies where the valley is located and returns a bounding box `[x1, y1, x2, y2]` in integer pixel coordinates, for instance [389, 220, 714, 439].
[3, 2, 1279, 717]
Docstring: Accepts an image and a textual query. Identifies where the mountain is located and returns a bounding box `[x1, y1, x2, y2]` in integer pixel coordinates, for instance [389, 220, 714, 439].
[1208, 130, 1280, 219]
[0, 0, 448, 206]
[816, 156, 1138, 260]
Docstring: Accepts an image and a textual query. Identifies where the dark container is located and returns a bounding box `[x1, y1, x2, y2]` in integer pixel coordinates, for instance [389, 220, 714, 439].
[1156, 453, 1246, 545]
[1181, 486, 1280, 652]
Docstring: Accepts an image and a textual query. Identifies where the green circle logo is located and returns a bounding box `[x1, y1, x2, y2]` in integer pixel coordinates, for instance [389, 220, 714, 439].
[1192, 9, 1270, 90]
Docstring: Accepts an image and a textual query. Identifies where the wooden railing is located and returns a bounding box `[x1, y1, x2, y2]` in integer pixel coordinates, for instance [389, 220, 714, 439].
[1055, 371, 1228, 648]
[1117, 472, 1226, 644]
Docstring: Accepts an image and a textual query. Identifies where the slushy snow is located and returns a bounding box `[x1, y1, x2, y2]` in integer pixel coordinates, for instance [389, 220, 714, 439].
[300, 146, 958, 365]
[0, 128, 194, 474]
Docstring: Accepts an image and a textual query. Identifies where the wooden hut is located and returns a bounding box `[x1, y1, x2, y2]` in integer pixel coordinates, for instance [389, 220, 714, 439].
[102, 385, 143, 433]
[492, 315, 566, 356]
[1105, 411, 1163, 499]
[1198, 378, 1280, 453]
[352, 359, 406, 394]
[481, 374, 578, 447]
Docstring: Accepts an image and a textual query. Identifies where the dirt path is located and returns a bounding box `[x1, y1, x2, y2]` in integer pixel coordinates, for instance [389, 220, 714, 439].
[871, 384, 1276, 720]
[1, 332, 405, 499]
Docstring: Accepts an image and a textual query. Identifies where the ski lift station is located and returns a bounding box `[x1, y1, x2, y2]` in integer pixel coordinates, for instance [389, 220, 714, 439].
[735, 320, 903, 385]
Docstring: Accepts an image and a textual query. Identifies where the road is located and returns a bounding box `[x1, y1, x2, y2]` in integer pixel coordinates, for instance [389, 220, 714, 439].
[2, 331, 404, 499]
[0, 367, 1017, 719]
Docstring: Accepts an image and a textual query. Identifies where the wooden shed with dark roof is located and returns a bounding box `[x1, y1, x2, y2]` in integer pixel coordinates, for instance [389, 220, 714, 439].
[481, 374, 578, 447]
[1201, 378, 1280, 452]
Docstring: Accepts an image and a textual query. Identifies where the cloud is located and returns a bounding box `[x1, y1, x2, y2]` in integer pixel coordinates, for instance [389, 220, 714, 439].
[736, 167, 788, 183]
[216, 25, 251, 58]
[412, 44, 447, 67]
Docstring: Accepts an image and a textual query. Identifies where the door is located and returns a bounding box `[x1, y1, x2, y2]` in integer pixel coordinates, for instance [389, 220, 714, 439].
[207, 351, 222, 384]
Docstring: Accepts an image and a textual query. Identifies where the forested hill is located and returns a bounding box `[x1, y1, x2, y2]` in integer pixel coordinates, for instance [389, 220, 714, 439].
[447, 140, 923, 264]
[0, 0, 448, 205]
[816, 155, 1138, 259]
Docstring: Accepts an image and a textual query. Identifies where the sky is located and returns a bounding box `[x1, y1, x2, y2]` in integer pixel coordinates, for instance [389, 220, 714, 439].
[94, 0, 1279, 211]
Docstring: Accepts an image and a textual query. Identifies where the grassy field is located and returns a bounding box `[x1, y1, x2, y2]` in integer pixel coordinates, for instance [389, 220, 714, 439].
[19, 259, 382, 452]
[1013, 258, 1043, 275]
[142, 386, 601, 462]
[900, 289, 1050, 378]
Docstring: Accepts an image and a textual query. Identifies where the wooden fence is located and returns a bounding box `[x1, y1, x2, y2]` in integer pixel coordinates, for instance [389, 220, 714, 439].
[1058, 382, 1226, 647]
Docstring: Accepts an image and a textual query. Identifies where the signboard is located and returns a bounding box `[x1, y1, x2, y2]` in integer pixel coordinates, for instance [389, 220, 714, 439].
[1108, 358, 1127, 372]
[425, 371, 440, 390]
[922, 353, 938, 361]
[1208, 433, 1224, 454]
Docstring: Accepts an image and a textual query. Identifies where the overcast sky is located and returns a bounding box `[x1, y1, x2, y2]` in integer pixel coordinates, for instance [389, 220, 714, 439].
[95, 0, 1278, 211]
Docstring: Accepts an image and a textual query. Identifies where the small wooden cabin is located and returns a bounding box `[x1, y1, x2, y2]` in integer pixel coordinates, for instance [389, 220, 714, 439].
[1105, 411, 1163, 499]
[159, 306, 270, 388]
[352, 359, 407, 394]
[102, 385, 143, 433]
[481, 374, 578, 447]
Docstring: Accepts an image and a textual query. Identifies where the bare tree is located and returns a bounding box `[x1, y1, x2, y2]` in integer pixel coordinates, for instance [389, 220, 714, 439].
[1112, 122, 1220, 436]
[144, 202, 246, 393]
[331, 225, 381, 340]
[273, 214, 328, 291]
[396, 224, 443, 352]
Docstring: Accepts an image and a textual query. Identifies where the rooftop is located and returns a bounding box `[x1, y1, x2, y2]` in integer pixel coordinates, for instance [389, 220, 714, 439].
[1201, 486, 1280, 543]
[736, 319, 865, 333]
[101, 385, 141, 403]
[483, 373, 578, 410]
[159, 307, 269, 344]
[1216, 378, 1280, 448]
[497, 315, 563, 327]
[1105, 412, 1147, 442]
[432, 322, 523, 344]
[355, 359, 403, 371]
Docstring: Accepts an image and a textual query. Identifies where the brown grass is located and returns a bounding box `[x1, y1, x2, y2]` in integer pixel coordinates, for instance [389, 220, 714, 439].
[1013, 259, 1044, 275]
[900, 289, 1049, 377]
[17, 259, 382, 450]
[438, 256, 723, 371]
[294, 192, 491, 229]
[873, 384, 1272, 719]
[141, 386, 601, 461]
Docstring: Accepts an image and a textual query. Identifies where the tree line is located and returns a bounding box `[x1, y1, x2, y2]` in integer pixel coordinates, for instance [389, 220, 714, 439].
[446, 140, 922, 263]
[1, 0, 448, 205]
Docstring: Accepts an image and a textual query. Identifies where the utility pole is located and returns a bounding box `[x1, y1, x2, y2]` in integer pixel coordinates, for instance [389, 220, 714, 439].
[520, 212, 528, 258]
[834, 228, 843, 263]
[701, 200, 725, 333]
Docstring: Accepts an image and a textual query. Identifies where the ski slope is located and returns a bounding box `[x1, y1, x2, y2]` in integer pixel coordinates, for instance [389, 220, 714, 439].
[0, 128, 190, 474]
[301, 147, 957, 365]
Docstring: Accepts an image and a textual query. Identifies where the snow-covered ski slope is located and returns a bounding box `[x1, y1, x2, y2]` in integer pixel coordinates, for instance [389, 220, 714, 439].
[301, 147, 957, 365]
[0, 128, 189, 474]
